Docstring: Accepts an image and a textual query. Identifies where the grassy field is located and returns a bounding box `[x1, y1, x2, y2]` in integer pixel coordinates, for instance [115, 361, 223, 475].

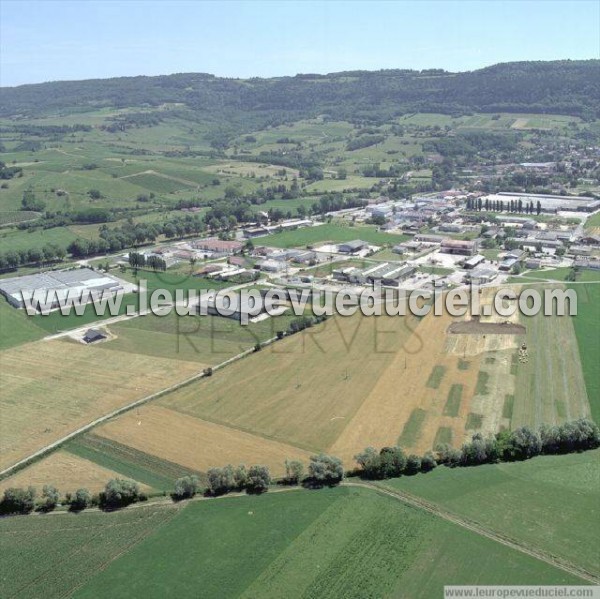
[95, 404, 312, 478]
[259, 223, 408, 248]
[0, 503, 180, 599]
[64, 434, 204, 492]
[584, 211, 600, 232]
[569, 283, 600, 421]
[100, 310, 299, 364]
[0, 225, 80, 252]
[0, 297, 45, 349]
[382, 450, 600, 577]
[0, 484, 587, 599]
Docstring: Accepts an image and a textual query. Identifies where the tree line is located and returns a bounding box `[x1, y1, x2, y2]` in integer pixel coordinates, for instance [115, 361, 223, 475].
[353, 418, 600, 480]
[0, 453, 344, 515]
[466, 196, 542, 215]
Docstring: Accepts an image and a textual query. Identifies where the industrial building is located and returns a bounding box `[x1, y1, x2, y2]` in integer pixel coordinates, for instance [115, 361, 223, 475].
[338, 240, 370, 254]
[191, 238, 243, 254]
[441, 239, 477, 256]
[467, 268, 498, 285]
[197, 292, 286, 322]
[484, 192, 600, 213]
[0, 268, 126, 310]
[462, 254, 485, 269]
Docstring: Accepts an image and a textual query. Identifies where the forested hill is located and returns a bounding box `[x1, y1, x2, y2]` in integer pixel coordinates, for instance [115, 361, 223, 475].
[2, 60, 599, 123]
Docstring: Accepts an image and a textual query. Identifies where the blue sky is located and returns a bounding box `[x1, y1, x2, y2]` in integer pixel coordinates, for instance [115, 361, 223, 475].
[1, 0, 598, 87]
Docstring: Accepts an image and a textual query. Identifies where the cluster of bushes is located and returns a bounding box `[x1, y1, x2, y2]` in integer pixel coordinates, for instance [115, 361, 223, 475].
[204, 465, 272, 496]
[0, 160, 23, 180]
[354, 447, 436, 480]
[354, 419, 600, 480]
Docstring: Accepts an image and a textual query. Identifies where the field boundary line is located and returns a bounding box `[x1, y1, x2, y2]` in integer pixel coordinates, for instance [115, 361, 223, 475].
[343, 480, 600, 585]
[0, 335, 280, 480]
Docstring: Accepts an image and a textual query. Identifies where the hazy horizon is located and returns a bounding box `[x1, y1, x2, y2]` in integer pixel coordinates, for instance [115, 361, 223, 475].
[1, 0, 598, 87]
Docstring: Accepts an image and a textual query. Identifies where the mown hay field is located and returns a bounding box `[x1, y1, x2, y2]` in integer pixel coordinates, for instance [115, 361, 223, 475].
[0, 339, 202, 470]
[95, 405, 312, 478]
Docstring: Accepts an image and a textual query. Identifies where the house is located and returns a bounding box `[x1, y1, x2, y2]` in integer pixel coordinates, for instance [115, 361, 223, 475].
[581, 235, 600, 246]
[83, 329, 107, 344]
[243, 226, 270, 238]
[197, 293, 285, 322]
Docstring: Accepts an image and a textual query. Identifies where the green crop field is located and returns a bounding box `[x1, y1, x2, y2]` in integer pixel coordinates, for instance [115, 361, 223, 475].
[382, 450, 600, 577]
[259, 223, 408, 248]
[64, 434, 204, 492]
[0, 484, 587, 599]
[0, 504, 179, 599]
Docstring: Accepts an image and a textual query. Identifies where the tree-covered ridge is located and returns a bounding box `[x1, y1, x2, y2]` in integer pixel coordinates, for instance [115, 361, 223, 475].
[2, 60, 599, 121]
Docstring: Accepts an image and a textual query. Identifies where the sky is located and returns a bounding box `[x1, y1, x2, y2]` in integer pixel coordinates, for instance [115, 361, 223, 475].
[1, 0, 599, 87]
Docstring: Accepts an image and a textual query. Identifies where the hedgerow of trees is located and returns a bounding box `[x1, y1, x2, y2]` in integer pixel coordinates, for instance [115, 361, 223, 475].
[1, 419, 597, 516]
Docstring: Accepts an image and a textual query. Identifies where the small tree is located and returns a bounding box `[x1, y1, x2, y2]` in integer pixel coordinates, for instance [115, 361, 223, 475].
[207, 465, 235, 496]
[284, 459, 304, 484]
[1, 487, 36, 514]
[41, 485, 60, 511]
[69, 488, 92, 511]
[173, 475, 200, 500]
[308, 454, 343, 486]
[233, 465, 249, 490]
[405, 454, 422, 475]
[102, 479, 141, 509]
[420, 452, 437, 472]
[246, 465, 271, 494]
[354, 447, 381, 479]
